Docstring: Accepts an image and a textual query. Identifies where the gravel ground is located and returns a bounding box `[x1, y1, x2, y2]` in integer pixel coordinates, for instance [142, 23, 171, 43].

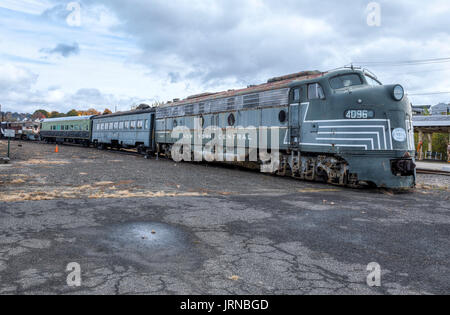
[0, 140, 449, 295]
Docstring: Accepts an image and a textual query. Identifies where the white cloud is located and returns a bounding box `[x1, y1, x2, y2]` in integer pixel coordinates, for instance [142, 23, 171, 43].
[1, 0, 450, 113]
[0, 63, 38, 92]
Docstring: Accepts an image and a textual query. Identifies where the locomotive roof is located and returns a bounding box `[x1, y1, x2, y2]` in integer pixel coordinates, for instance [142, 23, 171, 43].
[159, 70, 325, 108]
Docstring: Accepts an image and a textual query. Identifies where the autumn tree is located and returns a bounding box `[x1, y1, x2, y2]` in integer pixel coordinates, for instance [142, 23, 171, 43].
[33, 109, 49, 118]
[32, 111, 46, 120]
[66, 109, 80, 117]
[103, 108, 113, 115]
[80, 108, 100, 116]
[49, 111, 66, 118]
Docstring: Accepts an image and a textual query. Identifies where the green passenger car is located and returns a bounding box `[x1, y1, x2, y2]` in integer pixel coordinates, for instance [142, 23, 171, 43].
[40, 116, 94, 145]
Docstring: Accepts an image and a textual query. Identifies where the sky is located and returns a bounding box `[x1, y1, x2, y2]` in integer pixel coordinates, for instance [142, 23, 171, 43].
[1, 0, 450, 114]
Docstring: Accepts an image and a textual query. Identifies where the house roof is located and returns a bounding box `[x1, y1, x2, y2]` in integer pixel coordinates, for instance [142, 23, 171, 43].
[413, 115, 450, 127]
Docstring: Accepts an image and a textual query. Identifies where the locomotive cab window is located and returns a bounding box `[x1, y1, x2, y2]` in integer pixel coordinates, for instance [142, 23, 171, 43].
[365, 75, 382, 86]
[329, 74, 363, 89]
[308, 83, 325, 100]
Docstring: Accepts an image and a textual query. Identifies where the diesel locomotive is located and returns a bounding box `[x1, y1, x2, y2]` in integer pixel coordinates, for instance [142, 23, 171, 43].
[39, 67, 416, 189]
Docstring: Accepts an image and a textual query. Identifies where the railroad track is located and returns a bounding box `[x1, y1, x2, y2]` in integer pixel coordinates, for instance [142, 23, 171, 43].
[27, 140, 450, 177]
[38, 140, 146, 158]
[417, 169, 450, 176]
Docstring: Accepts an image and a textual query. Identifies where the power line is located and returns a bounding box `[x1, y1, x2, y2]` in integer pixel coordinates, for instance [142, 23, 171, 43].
[353, 57, 450, 67]
[407, 91, 450, 96]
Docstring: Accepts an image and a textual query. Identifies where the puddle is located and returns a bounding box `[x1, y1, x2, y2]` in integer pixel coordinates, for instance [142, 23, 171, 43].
[109, 222, 185, 250]
[71, 222, 207, 271]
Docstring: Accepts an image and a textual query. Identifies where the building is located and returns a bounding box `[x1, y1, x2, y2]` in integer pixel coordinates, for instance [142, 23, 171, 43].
[413, 115, 450, 160]
[431, 103, 450, 116]
[412, 105, 432, 116]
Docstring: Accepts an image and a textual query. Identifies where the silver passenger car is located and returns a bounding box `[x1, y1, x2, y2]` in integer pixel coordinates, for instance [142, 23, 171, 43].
[91, 109, 156, 153]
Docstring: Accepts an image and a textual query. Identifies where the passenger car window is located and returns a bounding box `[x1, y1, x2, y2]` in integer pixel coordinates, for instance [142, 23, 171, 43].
[125, 121, 130, 129]
[130, 121, 136, 129]
[119, 122, 124, 129]
[145, 120, 149, 129]
[308, 83, 325, 100]
[109, 122, 113, 130]
[137, 120, 143, 129]
[329, 74, 363, 89]
[114, 122, 118, 129]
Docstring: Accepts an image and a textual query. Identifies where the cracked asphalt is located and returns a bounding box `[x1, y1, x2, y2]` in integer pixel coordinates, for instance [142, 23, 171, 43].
[0, 141, 449, 295]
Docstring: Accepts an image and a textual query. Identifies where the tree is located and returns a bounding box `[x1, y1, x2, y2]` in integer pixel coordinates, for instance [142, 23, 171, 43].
[49, 111, 65, 118]
[79, 108, 100, 116]
[33, 109, 49, 118]
[66, 109, 80, 117]
[103, 108, 113, 115]
[32, 111, 46, 121]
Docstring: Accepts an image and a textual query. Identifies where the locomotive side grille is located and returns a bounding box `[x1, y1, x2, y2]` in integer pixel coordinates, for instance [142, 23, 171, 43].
[243, 94, 260, 109]
[156, 88, 289, 119]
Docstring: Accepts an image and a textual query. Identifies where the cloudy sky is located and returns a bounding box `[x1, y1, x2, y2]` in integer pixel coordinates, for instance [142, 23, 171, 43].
[1, 0, 450, 114]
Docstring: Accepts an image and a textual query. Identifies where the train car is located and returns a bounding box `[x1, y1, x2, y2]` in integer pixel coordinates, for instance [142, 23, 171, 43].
[0, 122, 24, 139]
[91, 109, 156, 154]
[40, 116, 93, 146]
[155, 67, 416, 189]
[0, 122, 7, 139]
[21, 121, 40, 140]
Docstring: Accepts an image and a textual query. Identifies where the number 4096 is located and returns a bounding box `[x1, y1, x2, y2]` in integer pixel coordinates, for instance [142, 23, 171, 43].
[345, 110, 374, 119]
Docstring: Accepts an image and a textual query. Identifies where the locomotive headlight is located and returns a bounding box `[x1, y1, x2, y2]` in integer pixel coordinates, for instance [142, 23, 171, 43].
[393, 85, 404, 101]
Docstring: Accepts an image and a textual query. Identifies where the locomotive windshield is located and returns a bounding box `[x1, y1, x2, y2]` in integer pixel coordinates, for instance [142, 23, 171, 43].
[329, 74, 363, 89]
[365, 74, 382, 86]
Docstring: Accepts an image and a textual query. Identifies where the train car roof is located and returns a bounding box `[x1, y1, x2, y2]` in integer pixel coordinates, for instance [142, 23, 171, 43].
[42, 115, 94, 123]
[159, 70, 325, 108]
[92, 108, 155, 120]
